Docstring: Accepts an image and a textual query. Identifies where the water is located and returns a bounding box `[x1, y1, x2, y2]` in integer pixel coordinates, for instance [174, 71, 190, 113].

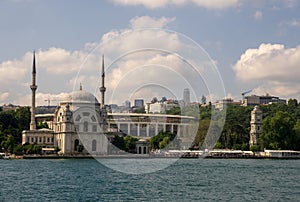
[0, 158, 299, 201]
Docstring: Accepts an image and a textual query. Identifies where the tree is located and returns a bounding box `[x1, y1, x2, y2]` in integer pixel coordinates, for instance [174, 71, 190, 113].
[111, 135, 125, 151]
[293, 120, 300, 150]
[14, 107, 30, 131]
[200, 105, 211, 120]
[150, 132, 176, 150]
[1, 135, 15, 153]
[288, 98, 298, 108]
[37, 122, 49, 129]
[260, 111, 296, 150]
[133, 107, 146, 114]
[124, 135, 138, 153]
[214, 105, 251, 149]
[23, 143, 42, 154]
[0, 107, 30, 144]
[111, 135, 139, 153]
[181, 104, 200, 117]
[159, 136, 170, 149]
[0, 111, 18, 132]
[193, 119, 210, 149]
[166, 106, 181, 115]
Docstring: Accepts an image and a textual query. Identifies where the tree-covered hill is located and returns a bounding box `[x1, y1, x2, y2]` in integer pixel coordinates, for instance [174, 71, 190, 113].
[168, 99, 300, 151]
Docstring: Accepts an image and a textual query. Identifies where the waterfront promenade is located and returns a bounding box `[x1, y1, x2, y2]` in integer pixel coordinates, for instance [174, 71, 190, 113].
[6, 149, 300, 159]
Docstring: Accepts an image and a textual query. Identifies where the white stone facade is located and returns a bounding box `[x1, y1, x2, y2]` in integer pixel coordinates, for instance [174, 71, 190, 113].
[249, 106, 263, 147]
[23, 88, 109, 155]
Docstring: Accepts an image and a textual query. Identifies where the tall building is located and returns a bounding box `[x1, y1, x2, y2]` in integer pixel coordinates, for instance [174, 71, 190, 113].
[134, 99, 144, 108]
[249, 106, 263, 147]
[183, 88, 190, 104]
[124, 100, 131, 108]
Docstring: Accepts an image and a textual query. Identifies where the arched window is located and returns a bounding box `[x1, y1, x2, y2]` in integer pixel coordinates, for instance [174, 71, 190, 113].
[84, 121, 88, 132]
[92, 140, 97, 152]
[74, 139, 79, 151]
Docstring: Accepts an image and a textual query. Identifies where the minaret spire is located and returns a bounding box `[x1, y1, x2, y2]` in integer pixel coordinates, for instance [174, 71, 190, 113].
[100, 55, 106, 108]
[30, 51, 38, 130]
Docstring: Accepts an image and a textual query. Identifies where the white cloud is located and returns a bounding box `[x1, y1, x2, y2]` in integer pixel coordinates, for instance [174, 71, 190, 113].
[111, 0, 240, 9]
[97, 16, 223, 104]
[0, 92, 10, 105]
[0, 47, 96, 105]
[0, 53, 30, 83]
[284, 0, 298, 8]
[191, 0, 239, 9]
[0, 16, 223, 106]
[233, 43, 300, 99]
[281, 19, 300, 27]
[254, 10, 262, 20]
[130, 16, 176, 29]
[105, 53, 191, 104]
[99, 28, 182, 60]
[14, 92, 70, 106]
[37, 48, 90, 74]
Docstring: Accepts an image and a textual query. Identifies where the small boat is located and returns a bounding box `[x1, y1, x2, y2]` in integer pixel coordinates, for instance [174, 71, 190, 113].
[0, 153, 10, 159]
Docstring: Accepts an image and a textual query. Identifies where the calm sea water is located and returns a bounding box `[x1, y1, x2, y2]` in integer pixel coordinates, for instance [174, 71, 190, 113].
[0, 158, 299, 201]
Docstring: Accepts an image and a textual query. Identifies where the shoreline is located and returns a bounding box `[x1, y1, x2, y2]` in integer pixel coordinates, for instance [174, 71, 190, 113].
[7, 154, 300, 160]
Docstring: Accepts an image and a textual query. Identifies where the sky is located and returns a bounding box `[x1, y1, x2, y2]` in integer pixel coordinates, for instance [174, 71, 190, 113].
[1, 0, 300, 106]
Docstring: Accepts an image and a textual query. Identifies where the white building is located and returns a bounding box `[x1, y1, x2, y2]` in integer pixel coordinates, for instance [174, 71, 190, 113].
[243, 94, 286, 106]
[146, 100, 179, 114]
[22, 54, 108, 155]
[54, 88, 108, 154]
[213, 98, 241, 110]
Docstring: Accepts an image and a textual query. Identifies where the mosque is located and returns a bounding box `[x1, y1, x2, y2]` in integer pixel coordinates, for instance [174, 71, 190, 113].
[22, 53, 197, 155]
[22, 53, 109, 155]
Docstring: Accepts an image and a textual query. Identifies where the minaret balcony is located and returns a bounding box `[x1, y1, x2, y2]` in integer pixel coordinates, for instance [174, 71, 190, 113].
[100, 87, 106, 92]
[30, 85, 38, 90]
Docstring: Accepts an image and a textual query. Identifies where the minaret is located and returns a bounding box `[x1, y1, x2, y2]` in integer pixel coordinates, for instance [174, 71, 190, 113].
[249, 106, 263, 147]
[30, 51, 38, 130]
[99, 55, 106, 109]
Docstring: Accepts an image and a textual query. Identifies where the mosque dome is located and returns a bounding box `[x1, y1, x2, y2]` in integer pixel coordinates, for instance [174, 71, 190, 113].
[64, 87, 99, 104]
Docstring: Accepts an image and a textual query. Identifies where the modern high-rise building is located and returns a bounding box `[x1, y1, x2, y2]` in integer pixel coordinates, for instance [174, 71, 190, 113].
[134, 99, 144, 108]
[124, 100, 131, 108]
[183, 88, 190, 104]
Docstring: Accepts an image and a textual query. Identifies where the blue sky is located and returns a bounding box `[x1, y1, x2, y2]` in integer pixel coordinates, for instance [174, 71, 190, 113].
[1, 0, 300, 106]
